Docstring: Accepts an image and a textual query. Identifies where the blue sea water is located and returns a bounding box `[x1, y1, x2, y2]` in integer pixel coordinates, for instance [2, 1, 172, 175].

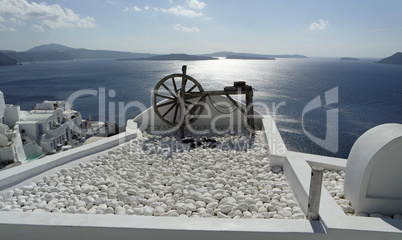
[0, 58, 401, 159]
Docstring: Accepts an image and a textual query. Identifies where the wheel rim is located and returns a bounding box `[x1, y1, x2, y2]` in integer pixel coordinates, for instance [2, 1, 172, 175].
[152, 74, 205, 126]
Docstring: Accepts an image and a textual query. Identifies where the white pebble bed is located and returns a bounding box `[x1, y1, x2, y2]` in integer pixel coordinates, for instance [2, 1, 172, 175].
[323, 170, 402, 219]
[0, 131, 305, 219]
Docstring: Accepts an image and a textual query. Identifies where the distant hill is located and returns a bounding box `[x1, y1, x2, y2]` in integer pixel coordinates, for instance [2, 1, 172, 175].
[203, 51, 308, 58]
[2, 50, 72, 62]
[27, 43, 73, 52]
[340, 57, 359, 61]
[226, 55, 275, 60]
[118, 54, 218, 61]
[377, 52, 402, 65]
[28, 44, 155, 60]
[1, 43, 155, 62]
[0, 53, 18, 66]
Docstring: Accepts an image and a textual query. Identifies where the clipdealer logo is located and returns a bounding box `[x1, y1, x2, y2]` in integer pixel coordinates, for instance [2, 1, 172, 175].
[302, 87, 339, 153]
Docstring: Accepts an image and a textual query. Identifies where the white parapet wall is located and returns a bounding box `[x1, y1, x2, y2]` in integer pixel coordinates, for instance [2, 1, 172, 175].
[0, 130, 139, 190]
[261, 116, 287, 167]
[283, 150, 402, 240]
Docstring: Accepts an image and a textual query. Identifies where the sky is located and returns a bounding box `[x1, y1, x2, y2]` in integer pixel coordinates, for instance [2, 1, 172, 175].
[0, 0, 401, 58]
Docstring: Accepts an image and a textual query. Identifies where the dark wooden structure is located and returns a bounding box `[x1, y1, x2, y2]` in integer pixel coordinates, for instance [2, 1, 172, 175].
[152, 65, 255, 133]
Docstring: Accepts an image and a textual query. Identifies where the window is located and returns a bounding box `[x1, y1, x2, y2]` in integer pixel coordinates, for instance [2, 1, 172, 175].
[38, 124, 43, 134]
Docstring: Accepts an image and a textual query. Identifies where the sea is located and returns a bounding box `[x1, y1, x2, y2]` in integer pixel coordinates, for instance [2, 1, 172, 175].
[0, 58, 401, 159]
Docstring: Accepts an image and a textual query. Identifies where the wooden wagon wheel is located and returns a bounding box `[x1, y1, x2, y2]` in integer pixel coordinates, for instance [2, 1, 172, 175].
[152, 73, 205, 126]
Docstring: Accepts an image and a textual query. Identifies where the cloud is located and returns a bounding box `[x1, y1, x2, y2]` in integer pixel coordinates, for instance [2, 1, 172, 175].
[0, 23, 16, 31]
[173, 23, 199, 32]
[31, 24, 44, 32]
[161, 5, 203, 17]
[0, 0, 95, 31]
[186, 0, 206, 10]
[106, 0, 118, 5]
[308, 19, 329, 31]
[124, 1, 207, 18]
[124, 6, 142, 12]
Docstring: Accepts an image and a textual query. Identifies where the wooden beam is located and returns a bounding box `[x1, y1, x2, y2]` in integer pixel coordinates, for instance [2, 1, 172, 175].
[307, 166, 324, 220]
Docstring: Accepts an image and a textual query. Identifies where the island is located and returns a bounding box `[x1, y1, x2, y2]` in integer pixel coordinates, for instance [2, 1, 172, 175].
[202, 51, 308, 58]
[376, 52, 402, 65]
[340, 57, 359, 61]
[0, 53, 18, 66]
[226, 55, 275, 60]
[117, 54, 218, 61]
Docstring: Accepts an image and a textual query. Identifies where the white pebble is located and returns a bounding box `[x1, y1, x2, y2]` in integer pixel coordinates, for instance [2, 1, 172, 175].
[191, 192, 204, 201]
[66, 206, 76, 213]
[220, 204, 233, 214]
[249, 204, 258, 212]
[238, 202, 249, 212]
[144, 207, 154, 216]
[278, 210, 292, 217]
[21, 185, 34, 191]
[272, 166, 282, 173]
[84, 196, 95, 204]
[206, 202, 218, 209]
[260, 195, 270, 203]
[252, 213, 264, 219]
[167, 210, 179, 217]
[75, 201, 86, 208]
[43, 194, 53, 202]
[244, 197, 256, 206]
[104, 207, 115, 214]
[213, 193, 224, 200]
[154, 206, 165, 216]
[292, 213, 305, 219]
[76, 207, 87, 214]
[243, 211, 252, 218]
[2, 190, 14, 198]
[115, 207, 126, 215]
[133, 208, 144, 215]
[185, 203, 196, 212]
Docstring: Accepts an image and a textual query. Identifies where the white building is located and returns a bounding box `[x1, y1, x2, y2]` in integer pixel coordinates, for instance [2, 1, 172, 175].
[0, 91, 26, 167]
[0, 92, 83, 167]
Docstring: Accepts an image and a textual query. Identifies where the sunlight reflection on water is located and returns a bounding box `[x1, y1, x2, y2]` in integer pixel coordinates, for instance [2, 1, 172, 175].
[0, 58, 401, 158]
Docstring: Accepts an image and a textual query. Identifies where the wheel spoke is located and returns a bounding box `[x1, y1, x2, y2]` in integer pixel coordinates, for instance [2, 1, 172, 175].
[172, 104, 179, 123]
[156, 100, 175, 108]
[172, 78, 178, 95]
[156, 94, 175, 101]
[186, 84, 197, 93]
[162, 103, 177, 118]
[162, 83, 177, 98]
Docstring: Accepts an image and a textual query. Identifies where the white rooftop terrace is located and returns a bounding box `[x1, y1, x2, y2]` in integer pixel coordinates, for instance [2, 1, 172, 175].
[0, 96, 401, 240]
